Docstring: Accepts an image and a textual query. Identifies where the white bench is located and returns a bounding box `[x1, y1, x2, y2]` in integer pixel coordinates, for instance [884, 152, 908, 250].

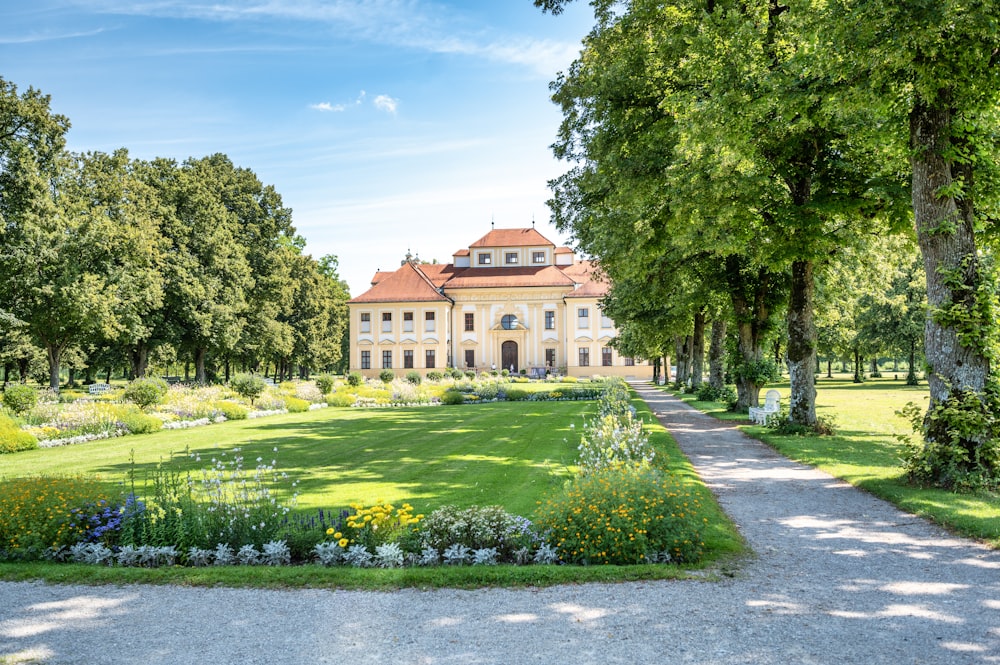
[749, 389, 781, 424]
[88, 383, 112, 395]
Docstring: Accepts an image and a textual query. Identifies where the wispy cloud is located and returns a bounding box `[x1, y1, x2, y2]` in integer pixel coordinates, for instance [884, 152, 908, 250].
[70, 0, 582, 76]
[373, 94, 398, 114]
[0, 27, 108, 44]
[309, 90, 366, 113]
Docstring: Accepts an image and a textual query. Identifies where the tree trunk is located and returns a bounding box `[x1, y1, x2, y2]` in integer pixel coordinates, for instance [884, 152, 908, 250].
[727, 257, 771, 410]
[786, 259, 817, 427]
[661, 353, 672, 385]
[46, 345, 61, 391]
[853, 349, 864, 383]
[105, 366, 112, 384]
[184, 361, 191, 382]
[691, 310, 706, 388]
[826, 358, 833, 378]
[194, 347, 207, 384]
[708, 318, 726, 390]
[652, 358, 660, 385]
[907, 340, 919, 385]
[911, 92, 989, 407]
[130, 342, 149, 380]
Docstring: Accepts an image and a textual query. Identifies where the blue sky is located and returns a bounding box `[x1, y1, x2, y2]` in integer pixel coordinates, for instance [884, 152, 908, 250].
[1, 1, 594, 294]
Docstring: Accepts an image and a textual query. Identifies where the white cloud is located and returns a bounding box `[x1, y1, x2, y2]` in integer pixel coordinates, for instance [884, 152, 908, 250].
[308, 102, 344, 112]
[373, 94, 398, 114]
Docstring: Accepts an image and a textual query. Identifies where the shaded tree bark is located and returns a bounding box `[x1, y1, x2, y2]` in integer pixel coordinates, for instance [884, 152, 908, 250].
[708, 318, 727, 390]
[786, 259, 817, 426]
[691, 309, 706, 388]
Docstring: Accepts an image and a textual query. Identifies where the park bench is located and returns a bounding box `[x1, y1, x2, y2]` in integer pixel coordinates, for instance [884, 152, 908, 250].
[748, 389, 781, 424]
[88, 383, 111, 395]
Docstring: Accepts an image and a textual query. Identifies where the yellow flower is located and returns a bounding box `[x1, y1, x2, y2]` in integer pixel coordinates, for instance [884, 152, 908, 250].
[326, 527, 335, 536]
[338, 538, 349, 548]
[334, 531, 342, 539]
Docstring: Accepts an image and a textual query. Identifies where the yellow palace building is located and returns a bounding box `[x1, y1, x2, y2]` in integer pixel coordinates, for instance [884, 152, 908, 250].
[347, 227, 653, 379]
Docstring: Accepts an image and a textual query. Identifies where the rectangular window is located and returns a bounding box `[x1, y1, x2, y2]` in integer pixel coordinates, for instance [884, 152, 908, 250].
[465, 350, 475, 368]
[464, 312, 474, 332]
[532, 251, 546, 264]
[360, 350, 371, 370]
[382, 350, 392, 369]
[602, 347, 613, 367]
[381, 312, 392, 333]
[545, 348, 556, 367]
[578, 348, 590, 367]
[624, 357, 635, 366]
[577, 308, 589, 328]
[506, 252, 518, 264]
[601, 314, 614, 328]
[403, 311, 414, 333]
[425, 349, 435, 368]
[425, 311, 435, 332]
[360, 312, 371, 333]
[403, 349, 414, 369]
[544, 310, 555, 330]
[478, 253, 492, 265]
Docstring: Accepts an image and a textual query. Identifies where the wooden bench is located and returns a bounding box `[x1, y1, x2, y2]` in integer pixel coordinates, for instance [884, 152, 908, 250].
[88, 383, 111, 395]
[749, 389, 781, 424]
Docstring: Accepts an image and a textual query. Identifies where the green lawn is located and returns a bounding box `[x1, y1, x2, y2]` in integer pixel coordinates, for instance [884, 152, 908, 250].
[2, 402, 591, 517]
[676, 376, 1000, 548]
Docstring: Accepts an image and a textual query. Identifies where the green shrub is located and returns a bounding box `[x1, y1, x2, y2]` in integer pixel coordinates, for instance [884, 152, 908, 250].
[119, 410, 163, 435]
[347, 371, 363, 387]
[441, 389, 465, 405]
[0, 415, 37, 454]
[405, 371, 422, 385]
[2, 384, 37, 415]
[284, 396, 311, 413]
[501, 369, 510, 377]
[213, 401, 249, 420]
[560, 376, 578, 383]
[122, 377, 169, 410]
[534, 464, 705, 565]
[328, 392, 356, 407]
[230, 373, 267, 405]
[315, 374, 336, 394]
[450, 368, 464, 380]
[426, 370, 443, 381]
[505, 388, 530, 401]
[379, 369, 395, 383]
[418, 505, 534, 558]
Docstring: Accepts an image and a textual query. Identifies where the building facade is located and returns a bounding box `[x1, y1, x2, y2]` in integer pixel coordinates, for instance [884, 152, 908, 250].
[347, 227, 652, 379]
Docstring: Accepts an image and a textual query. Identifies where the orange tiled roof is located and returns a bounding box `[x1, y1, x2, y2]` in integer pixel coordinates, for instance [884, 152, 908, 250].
[442, 265, 576, 289]
[469, 227, 555, 248]
[349, 262, 451, 304]
[561, 260, 609, 298]
[554, 246, 574, 254]
[453, 249, 470, 256]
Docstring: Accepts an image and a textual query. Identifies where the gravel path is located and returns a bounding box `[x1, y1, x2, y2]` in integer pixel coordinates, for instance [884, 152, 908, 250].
[2, 385, 998, 664]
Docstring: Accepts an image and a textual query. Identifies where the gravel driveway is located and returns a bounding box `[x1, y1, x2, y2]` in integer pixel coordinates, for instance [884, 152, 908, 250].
[2, 385, 998, 664]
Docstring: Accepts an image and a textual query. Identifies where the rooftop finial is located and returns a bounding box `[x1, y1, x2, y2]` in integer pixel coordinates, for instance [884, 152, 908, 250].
[532, 214, 535, 229]
[491, 214, 494, 230]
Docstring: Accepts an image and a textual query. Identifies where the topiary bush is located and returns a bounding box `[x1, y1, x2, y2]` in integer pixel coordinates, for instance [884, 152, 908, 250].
[379, 369, 395, 383]
[328, 392, 356, 407]
[347, 371, 363, 387]
[212, 401, 249, 420]
[284, 396, 311, 413]
[450, 368, 464, 380]
[315, 374, 336, 394]
[2, 384, 37, 416]
[426, 370, 443, 381]
[534, 464, 705, 565]
[405, 371, 422, 385]
[122, 377, 169, 410]
[441, 389, 465, 405]
[118, 410, 163, 435]
[0, 414, 37, 454]
[230, 373, 267, 406]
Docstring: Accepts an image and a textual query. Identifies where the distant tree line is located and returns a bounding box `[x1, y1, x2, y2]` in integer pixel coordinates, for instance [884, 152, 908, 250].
[0, 77, 349, 389]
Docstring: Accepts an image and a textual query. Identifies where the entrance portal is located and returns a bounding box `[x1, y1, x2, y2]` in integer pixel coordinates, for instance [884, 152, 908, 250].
[501, 341, 518, 373]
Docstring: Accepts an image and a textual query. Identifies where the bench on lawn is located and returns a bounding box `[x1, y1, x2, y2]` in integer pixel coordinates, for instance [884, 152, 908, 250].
[88, 383, 112, 395]
[749, 389, 781, 424]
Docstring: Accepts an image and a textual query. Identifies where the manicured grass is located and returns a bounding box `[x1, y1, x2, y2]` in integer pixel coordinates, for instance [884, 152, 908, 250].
[0, 396, 745, 588]
[672, 376, 1000, 548]
[1, 402, 589, 518]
